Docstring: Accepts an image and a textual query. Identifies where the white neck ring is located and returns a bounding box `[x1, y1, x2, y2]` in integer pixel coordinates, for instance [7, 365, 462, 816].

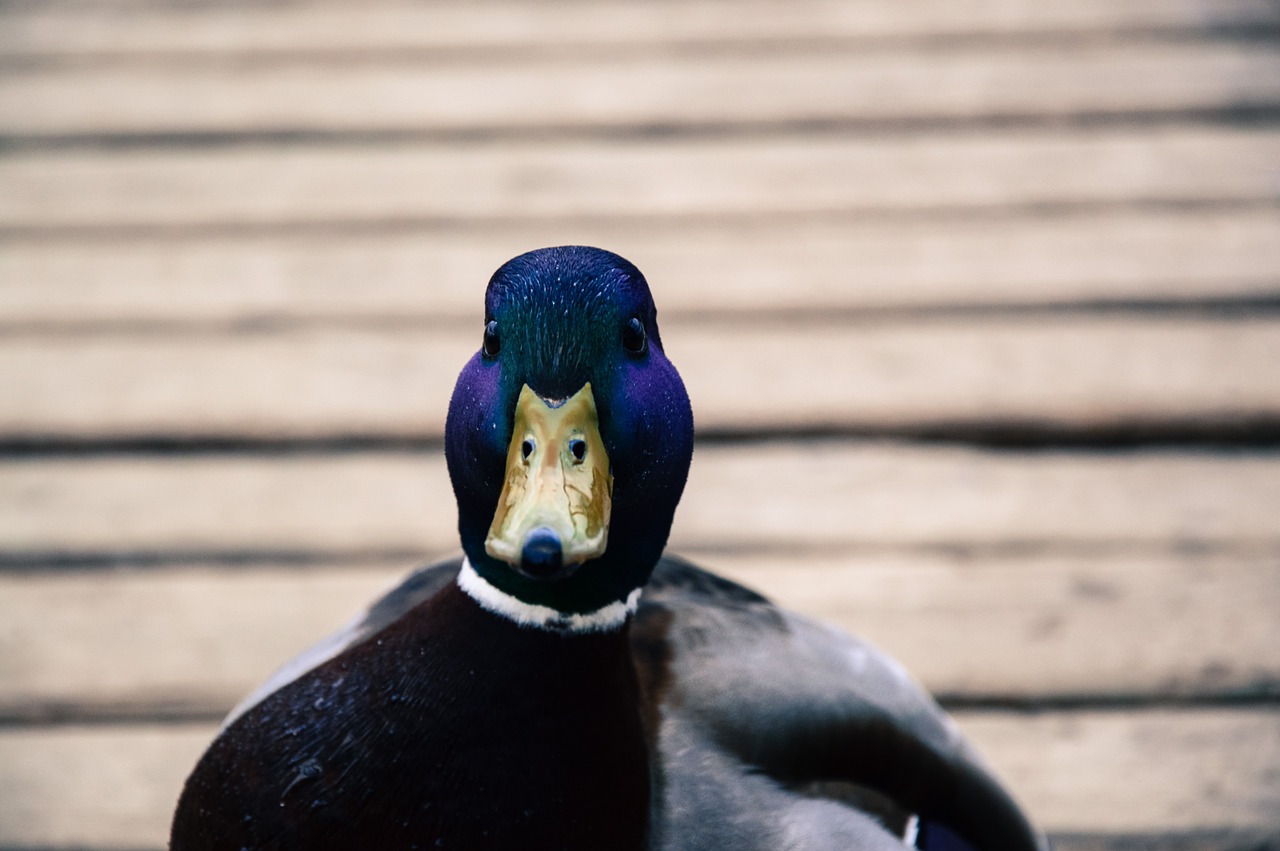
[456, 558, 641, 633]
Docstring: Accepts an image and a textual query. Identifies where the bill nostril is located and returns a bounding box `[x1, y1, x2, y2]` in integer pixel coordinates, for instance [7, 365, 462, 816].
[521, 438, 535, 461]
[569, 439, 587, 463]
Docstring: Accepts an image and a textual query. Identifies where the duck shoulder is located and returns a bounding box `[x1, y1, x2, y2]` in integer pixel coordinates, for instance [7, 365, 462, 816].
[635, 554, 1045, 851]
[220, 557, 460, 730]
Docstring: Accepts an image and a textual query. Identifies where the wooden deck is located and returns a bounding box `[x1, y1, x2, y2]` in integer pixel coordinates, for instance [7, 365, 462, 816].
[2, 0, 1279, 847]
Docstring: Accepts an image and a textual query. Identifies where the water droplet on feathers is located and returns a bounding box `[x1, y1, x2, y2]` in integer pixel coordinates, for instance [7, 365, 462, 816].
[279, 758, 323, 803]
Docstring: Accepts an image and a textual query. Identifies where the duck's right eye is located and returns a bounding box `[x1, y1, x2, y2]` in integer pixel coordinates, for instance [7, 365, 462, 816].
[622, 316, 647, 356]
[482, 320, 501, 358]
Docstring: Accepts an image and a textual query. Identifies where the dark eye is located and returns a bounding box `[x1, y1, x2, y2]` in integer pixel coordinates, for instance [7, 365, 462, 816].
[482, 320, 501, 358]
[622, 316, 647, 355]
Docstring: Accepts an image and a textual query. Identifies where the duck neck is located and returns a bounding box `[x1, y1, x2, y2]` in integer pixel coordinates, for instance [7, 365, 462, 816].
[394, 576, 651, 849]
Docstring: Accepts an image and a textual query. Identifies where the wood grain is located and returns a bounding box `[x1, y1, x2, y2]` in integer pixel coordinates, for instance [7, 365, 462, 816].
[2, 553, 1276, 718]
[0, 723, 209, 850]
[710, 552, 1280, 703]
[5, 42, 1277, 137]
[3, 127, 1276, 232]
[3, 208, 1278, 326]
[4, 444, 1279, 557]
[4, 317, 1278, 439]
[1, 709, 1275, 847]
[959, 708, 1280, 832]
[3, 0, 1272, 60]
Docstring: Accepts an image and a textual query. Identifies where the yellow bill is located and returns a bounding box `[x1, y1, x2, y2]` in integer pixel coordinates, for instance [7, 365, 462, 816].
[485, 383, 613, 571]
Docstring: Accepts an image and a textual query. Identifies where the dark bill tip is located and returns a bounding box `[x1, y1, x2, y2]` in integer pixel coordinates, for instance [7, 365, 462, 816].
[518, 526, 566, 580]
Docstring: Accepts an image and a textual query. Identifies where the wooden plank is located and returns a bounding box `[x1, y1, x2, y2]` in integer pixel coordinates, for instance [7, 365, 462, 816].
[0, 453, 454, 557]
[3, 444, 1279, 557]
[4, 208, 1278, 326]
[0, 565, 407, 720]
[3, 317, 1278, 440]
[0, 326, 465, 440]
[675, 316, 1280, 435]
[3, 127, 1276, 232]
[2, 553, 1275, 717]
[5, 41, 1277, 138]
[1, 709, 1275, 846]
[711, 552, 1280, 703]
[0, 722, 209, 850]
[959, 709, 1280, 832]
[2, 0, 1271, 60]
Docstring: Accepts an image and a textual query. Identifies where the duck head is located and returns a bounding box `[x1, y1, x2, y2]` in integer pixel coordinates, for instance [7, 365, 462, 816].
[445, 246, 694, 630]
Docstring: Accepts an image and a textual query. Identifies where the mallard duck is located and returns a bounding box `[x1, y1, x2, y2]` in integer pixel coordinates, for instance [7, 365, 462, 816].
[171, 247, 1044, 851]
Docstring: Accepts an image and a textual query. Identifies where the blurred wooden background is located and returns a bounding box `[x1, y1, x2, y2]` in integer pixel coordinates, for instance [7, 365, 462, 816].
[2, 0, 1279, 847]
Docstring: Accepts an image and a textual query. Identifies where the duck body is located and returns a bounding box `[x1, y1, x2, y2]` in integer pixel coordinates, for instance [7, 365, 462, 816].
[176, 555, 1037, 851]
[172, 247, 1042, 850]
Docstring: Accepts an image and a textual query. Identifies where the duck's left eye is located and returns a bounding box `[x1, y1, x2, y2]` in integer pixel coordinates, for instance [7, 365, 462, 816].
[482, 320, 501, 358]
[622, 316, 647, 355]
